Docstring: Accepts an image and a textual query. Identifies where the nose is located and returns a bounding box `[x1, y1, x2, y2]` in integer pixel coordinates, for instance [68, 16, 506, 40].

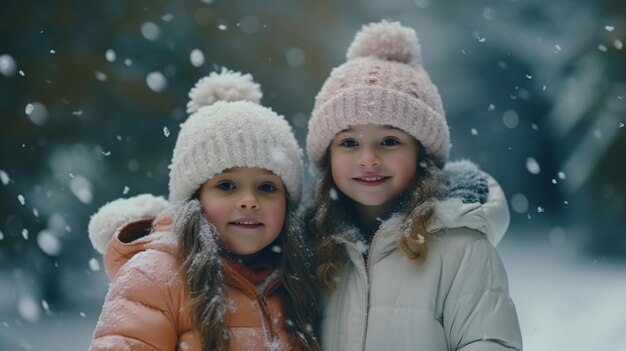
[236, 191, 259, 210]
[358, 147, 381, 169]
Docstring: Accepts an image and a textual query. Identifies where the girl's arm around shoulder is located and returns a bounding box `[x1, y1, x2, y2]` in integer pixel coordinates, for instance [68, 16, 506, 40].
[90, 250, 182, 351]
[437, 228, 523, 351]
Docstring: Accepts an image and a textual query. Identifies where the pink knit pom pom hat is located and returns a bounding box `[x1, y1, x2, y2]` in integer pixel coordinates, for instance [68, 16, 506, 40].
[169, 68, 303, 206]
[306, 20, 450, 168]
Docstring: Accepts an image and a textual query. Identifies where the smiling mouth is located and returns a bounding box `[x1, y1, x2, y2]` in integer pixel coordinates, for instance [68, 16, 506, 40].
[229, 220, 263, 228]
[353, 176, 390, 186]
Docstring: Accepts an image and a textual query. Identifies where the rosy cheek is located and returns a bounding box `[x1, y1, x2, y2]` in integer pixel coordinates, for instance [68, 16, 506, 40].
[202, 206, 223, 227]
[268, 205, 286, 234]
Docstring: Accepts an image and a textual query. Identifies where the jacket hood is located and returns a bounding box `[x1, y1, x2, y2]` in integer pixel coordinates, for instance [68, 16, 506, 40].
[428, 160, 510, 246]
[103, 211, 177, 280]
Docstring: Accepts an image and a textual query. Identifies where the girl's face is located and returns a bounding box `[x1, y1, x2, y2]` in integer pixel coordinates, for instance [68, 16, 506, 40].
[199, 167, 286, 255]
[330, 124, 418, 212]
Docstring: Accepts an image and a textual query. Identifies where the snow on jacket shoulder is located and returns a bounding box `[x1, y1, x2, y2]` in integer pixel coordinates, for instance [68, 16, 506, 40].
[91, 215, 195, 351]
[320, 160, 523, 351]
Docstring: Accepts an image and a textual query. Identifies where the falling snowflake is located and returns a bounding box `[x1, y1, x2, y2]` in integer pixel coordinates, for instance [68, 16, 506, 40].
[94, 71, 107, 81]
[69, 175, 93, 204]
[105, 49, 116, 62]
[146, 72, 167, 92]
[190, 49, 205, 67]
[123, 186, 130, 195]
[474, 31, 486, 43]
[0, 54, 17, 76]
[605, 25, 615, 32]
[537, 207, 544, 213]
[329, 188, 338, 200]
[163, 126, 170, 137]
[470, 128, 478, 135]
[141, 22, 161, 41]
[89, 258, 100, 272]
[18, 194, 25, 205]
[526, 157, 541, 174]
[18, 295, 40, 322]
[37, 230, 62, 256]
[0, 170, 10, 185]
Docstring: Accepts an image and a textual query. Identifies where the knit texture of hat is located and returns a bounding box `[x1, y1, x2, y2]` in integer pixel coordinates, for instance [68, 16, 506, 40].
[306, 20, 450, 167]
[169, 68, 303, 205]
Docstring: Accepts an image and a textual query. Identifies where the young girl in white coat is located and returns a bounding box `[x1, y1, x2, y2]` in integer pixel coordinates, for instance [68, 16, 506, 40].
[305, 21, 523, 350]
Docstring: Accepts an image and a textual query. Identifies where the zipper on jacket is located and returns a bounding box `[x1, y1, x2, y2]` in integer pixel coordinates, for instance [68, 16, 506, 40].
[345, 237, 375, 351]
[258, 294, 279, 347]
[365, 228, 383, 275]
[257, 278, 281, 350]
[362, 227, 384, 349]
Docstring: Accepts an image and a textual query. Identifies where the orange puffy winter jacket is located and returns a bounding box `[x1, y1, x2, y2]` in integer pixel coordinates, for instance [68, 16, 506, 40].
[90, 215, 298, 351]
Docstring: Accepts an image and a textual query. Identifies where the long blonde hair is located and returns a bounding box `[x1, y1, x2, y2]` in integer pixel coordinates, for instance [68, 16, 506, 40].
[307, 143, 442, 290]
[175, 196, 320, 350]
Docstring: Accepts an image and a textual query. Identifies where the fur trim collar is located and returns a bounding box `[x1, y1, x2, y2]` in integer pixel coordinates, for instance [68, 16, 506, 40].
[88, 194, 170, 254]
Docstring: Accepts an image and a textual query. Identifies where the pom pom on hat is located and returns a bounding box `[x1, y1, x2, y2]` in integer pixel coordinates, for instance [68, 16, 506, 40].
[186, 68, 263, 114]
[88, 194, 170, 254]
[346, 20, 421, 66]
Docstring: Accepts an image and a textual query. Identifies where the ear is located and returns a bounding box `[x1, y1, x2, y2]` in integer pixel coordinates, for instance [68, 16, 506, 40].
[88, 194, 170, 254]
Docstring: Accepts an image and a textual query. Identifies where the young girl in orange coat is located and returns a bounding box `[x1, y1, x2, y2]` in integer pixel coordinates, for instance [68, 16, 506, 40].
[88, 69, 320, 350]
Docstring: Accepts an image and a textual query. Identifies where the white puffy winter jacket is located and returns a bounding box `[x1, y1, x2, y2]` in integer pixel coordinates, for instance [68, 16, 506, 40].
[319, 161, 523, 351]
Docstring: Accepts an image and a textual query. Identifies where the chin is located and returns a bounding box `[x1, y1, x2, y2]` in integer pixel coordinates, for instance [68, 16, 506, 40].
[356, 198, 388, 207]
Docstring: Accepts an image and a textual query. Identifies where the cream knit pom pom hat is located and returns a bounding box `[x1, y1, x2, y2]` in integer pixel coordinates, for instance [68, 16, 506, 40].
[169, 68, 303, 205]
[307, 20, 450, 167]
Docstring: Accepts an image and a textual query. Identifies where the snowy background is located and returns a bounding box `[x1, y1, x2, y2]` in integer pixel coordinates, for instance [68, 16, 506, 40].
[1, 0, 625, 350]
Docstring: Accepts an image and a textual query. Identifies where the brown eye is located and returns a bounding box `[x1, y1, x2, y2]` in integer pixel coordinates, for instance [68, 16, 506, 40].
[258, 183, 277, 193]
[340, 139, 359, 147]
[217, 181, 236, 191]
[381, 137, 400, 146]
